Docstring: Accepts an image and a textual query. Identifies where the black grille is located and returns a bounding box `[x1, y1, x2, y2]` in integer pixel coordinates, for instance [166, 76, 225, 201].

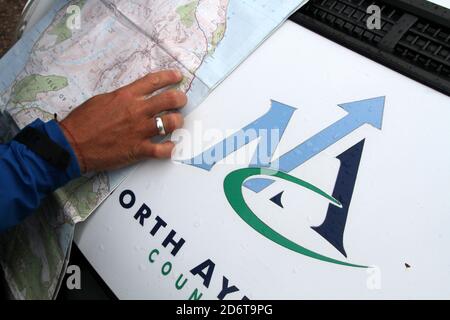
[291, 0, 450, 96]
[398, 19, 450, 78]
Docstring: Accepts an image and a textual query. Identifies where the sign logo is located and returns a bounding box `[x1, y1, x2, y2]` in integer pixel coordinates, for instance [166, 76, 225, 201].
[183, 97, 385, 268]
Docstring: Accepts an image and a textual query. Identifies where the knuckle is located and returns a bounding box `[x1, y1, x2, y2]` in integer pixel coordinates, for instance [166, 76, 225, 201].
[149, 73, 161, 86]
[166, 113, 183, 131]
[163, 115, 175, 132]
[165, 90, 186, 107]
[115, 88, 133, 101]
[154, 143, 173, 158]
[174, 113, 184, 128]
[152, 145, 164, 158]
[163, 70, 180, 83]
[145, 144, 159, 158]
[145, 144, 160, 158]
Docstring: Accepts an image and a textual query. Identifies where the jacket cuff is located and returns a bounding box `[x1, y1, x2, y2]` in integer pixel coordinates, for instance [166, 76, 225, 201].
[29, 119, 81, 181]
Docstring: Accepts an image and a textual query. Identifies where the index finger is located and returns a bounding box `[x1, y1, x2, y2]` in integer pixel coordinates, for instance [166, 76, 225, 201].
[125, 70, 183, 97]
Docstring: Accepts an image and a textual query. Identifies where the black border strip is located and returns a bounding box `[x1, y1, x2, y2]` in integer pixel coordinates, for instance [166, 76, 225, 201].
[57, 243, 118, 300]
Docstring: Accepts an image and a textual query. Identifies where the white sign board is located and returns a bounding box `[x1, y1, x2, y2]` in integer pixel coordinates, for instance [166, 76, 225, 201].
[75, 21, 450, 299]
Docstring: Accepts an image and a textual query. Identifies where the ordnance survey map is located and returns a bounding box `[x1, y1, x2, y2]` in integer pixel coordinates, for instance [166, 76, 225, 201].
[0, 0, 307, 299]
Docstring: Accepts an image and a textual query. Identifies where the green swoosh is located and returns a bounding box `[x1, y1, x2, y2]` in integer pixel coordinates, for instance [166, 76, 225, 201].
[223, 167, 368, 268]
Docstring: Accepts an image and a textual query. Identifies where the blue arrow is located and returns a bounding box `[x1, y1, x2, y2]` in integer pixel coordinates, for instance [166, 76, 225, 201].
[245, 96, 385, 192]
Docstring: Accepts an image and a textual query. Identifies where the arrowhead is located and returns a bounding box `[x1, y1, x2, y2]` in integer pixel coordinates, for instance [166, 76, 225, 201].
[270, 99, 298, 113]
[338, 96, 385, 130]
[270, 191, 284, 208]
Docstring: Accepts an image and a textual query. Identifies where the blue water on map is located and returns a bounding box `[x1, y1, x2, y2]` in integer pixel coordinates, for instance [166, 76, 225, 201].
[195, 0, 303, 89]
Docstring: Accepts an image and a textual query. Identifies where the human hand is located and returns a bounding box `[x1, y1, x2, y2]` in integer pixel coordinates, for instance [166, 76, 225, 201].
[59, 70, 187, 173]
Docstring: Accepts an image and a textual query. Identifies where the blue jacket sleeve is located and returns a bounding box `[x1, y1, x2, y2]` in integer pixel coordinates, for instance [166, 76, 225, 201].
[0, 119, 81, 232]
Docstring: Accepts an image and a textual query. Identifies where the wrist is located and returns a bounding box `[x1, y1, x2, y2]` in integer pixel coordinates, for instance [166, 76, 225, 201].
[59, 120, 87, 174]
